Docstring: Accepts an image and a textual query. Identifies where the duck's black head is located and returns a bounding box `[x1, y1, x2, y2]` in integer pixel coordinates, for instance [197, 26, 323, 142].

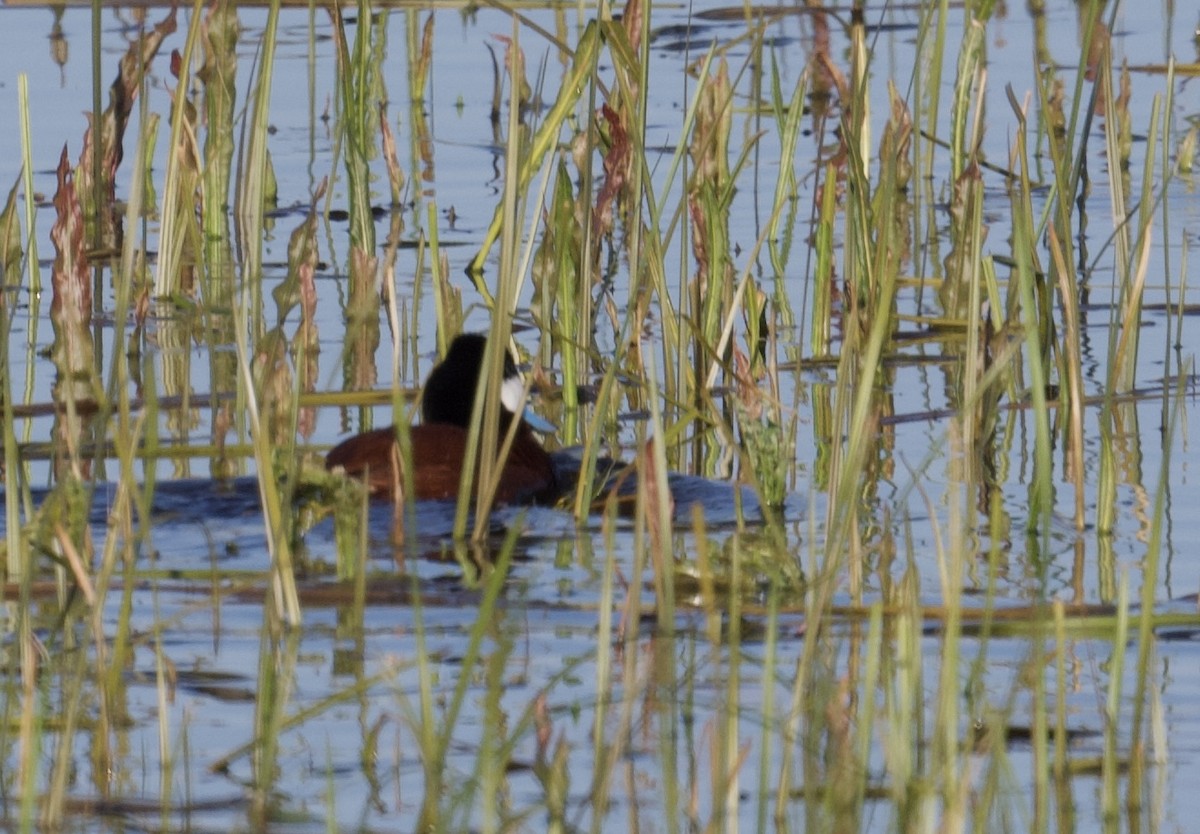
[421, 333, 525, 428]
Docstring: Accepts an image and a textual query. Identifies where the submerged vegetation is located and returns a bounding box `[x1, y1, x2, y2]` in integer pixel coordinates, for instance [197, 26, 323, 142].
[0, 0, 1197, 829]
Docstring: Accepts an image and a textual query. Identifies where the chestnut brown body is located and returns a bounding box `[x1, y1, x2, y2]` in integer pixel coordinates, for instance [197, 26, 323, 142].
[325, 418, 557, 503]
[325, 333, 557, 504]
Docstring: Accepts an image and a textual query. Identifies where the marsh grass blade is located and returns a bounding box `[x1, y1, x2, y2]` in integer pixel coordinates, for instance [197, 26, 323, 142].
[0, 1, 1192, 830]
[234, 306, 301, 626]
[155, 0, 204, 298]
[235, 0, 280, 319]
[467, 21, 601, 281]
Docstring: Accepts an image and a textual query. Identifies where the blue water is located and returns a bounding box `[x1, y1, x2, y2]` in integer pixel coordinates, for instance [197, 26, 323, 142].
[0, 0, 1198, 830]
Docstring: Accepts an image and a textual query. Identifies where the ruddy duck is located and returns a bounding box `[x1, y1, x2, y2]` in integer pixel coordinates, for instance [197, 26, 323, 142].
[325, 333, 557, 503]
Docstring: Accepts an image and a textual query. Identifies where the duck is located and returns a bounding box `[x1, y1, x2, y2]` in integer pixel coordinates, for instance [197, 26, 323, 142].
[325, 333, 558, 504]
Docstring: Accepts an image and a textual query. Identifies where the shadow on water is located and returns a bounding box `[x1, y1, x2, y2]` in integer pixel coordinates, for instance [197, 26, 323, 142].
[14, 458, 803, 574]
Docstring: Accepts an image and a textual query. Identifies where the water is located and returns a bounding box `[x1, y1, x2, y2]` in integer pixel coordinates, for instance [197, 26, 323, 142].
[0, 0, 1199, 830]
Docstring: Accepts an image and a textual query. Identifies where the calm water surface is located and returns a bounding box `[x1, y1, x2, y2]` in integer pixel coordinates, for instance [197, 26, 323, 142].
[0, 0, 1199, 830]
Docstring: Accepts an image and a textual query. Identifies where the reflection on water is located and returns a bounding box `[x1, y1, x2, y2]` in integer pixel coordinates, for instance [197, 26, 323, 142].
[0, 0, 1198, 829]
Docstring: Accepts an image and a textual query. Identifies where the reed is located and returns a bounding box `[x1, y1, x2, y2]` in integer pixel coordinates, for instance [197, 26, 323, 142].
[459, 75, 517, 534]
[2, 79, 31, 582]
[197, 0, 243, 479]
[1006, 93, 1055, 530]
[1127, 368, 1186, 807]
[92, 49, 156, 599]
[234, 0, 280, 324]
[0, 83, 39, 811]
[201, 0, 240, 243]
[154, 0, 205, 300]
[467, 21, 601, 283]
[402, 528, 515, 830]
[234, 303, 301, 626]
[0, 0, 1192, 829]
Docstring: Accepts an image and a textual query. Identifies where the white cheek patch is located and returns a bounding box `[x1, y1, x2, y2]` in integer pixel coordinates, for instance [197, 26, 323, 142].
[500, 375, 556, 434]
[501, 377, 525, 414]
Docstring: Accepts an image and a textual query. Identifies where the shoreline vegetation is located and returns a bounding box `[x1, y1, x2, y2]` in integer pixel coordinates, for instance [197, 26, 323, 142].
[0, 0, 1196, 829]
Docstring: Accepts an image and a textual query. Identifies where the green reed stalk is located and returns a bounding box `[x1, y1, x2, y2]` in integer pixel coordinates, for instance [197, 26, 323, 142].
[688, 58, 740, 377]
[457, 193, 513, 534]
[427, 204, 461, 355]
[249, 627, 299, 825]
[719, 538, 742, 826]
[566, 28, 701, 508]
[154, 0, 205, 298]
[776, 522, 837, 822]
[669, 631, 695, 829]
[329, 0, 385, 439]
[643, 346, 674, 615]
[467, 21, 601, 283]
[0, 86, 27, 820]
[1108, 100, 1159, 393]
[459, 24, 551, 539]
[17, 78, 39, 297]
[234, 307, 301, 627]
[226, 0, 300, 619]
[88, 0, 102, 237]
[16, 73, 41, 510]
[1095, 97, 1161, 537]
[974, 676, 1018, 827]
[746, 584, 778, 826]
[948, 21, 984, 182]
[1127, 370, 1186, 808]
[766, 56, 805, 326]
[647, 39, 719, 372]
[94, 62, 153, 584]
[538, 163, 584, 440]
[379, 229, 416, 558]
[598, 583, 649, 830]
[198, 0, 240, 486]
[949, 71, 990, 541]
[809, 162, 837, 357]
[590, 516, 616, 826]
[406, 528, 516, 829]
[136, 327, 161, 534]
[331, 0, 379, 258]
[202, 0, 239, 242]
[934, 447, 968, 826]
[1161, 63, 1179, 436]
[886, 543, 919, 821]
[1052, 602, 1070, 808]
[818, 8, 901, 579]
[42, 649, 87, 829]
[234, 0, 280, 323]
[1098, 55, 1133, 278]
[17, 629, 40, 832]
[410, 13, 432, 108]
[1101, 574, 1130, 822]
[702, 209, 792, 513]
[1039, 1, 1110, 260]
[548, 51, 597, 445]
[1004, 94, 1054, 530]
[1031, 608, 1051, 832]
[404, 12, 431, 231]
[1043, 220, 1086, 528]
[2, 198, 20, 579]
[852, 604, 884, 823]
[155, 629, 176, 827]
[475, 609, 516, 834]
[908, 0, 948, 294]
